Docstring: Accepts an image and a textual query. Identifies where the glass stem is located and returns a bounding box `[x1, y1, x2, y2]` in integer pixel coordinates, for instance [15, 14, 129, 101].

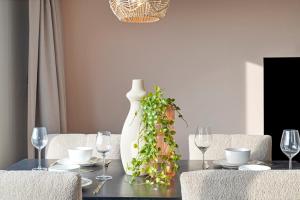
[38, 149, 42, 169]
[103, 153, 106, 176]
[202, 152, 205, 170]
[289, 157, 292, 170]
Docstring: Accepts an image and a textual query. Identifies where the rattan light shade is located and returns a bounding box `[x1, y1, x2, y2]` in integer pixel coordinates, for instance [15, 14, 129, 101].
[109, 0, 170, 23]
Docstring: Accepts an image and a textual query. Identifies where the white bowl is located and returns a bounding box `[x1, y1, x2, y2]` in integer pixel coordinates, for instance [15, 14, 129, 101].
[225, 148, 251, 165]
[68, 147, 93, 163]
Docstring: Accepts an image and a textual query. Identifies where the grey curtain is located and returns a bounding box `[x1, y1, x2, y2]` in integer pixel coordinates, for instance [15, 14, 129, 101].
[28, 0, 67, 158]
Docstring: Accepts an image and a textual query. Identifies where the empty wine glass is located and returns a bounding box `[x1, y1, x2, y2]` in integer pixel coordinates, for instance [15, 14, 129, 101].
[96, 131, 112, 181]
[194, 127, 212, 169]
[280, 129, 300, 169]
[31, 127, 48, 171]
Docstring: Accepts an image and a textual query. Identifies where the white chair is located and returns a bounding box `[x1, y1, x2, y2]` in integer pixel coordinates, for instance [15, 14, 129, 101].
[180, 170, 300, 200]
[0, 171, 81, 200]
[189, 134, 272, 162]
[46, 133, 121, 159]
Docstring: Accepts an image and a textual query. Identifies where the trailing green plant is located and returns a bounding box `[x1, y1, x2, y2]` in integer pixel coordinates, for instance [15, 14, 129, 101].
[128, 86, 187, 186]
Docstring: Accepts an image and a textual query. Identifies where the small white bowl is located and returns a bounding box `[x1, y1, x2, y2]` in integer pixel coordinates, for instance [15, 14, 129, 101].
[68, 147, 93, 163]
[225, 148, 251, 165]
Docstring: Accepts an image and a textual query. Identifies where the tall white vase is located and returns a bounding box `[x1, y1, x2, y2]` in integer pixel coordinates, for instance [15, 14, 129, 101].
[120, 79, 146, 175]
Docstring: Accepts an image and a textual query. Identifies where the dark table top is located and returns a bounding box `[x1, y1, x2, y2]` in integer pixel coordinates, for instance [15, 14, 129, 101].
[6, 159, 300, 200]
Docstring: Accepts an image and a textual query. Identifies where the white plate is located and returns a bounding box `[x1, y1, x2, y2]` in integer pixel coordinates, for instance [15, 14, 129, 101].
[238, 164, 271, 171]
[48, 164, 80, 172]
[213, 160, 248, 169]
[57, 157, 102, 167]
[81, 177, 92, 188]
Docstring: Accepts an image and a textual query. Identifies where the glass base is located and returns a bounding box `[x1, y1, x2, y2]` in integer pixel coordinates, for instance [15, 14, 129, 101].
[32, 167, 48, 171]
[201, 161, 209, 170]
[96, 175, 112, 181]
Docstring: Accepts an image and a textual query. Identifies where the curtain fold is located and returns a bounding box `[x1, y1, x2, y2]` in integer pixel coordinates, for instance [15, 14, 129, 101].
[28, 0, 67, 158]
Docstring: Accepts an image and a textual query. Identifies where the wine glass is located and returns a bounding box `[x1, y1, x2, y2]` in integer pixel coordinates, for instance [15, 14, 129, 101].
[96, 131, 112, 181]
[280, 129, 300, 169]
[31, 127, 48, 171]
[194, 127, 212, 169]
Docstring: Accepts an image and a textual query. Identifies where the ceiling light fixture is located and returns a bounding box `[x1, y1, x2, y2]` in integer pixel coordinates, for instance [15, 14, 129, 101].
[109, 0, 170, 23]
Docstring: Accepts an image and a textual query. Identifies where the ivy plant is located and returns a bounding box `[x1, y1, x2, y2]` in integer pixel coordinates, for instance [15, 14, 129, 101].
[128, 86, 187, 186]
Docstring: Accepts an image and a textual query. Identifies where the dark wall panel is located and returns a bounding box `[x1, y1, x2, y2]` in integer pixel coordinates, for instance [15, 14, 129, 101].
[264, 57, 300, 161]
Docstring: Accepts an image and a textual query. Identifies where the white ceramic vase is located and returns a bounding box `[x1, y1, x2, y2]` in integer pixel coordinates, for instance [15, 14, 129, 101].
[120, 79, 146, 175]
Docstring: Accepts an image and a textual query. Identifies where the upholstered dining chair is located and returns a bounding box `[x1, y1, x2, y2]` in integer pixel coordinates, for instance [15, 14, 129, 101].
[189, 134, 272, 162]
[0, 171, 81, 200]
[46, 133, 121, 159]
[180, 170, 300, 200]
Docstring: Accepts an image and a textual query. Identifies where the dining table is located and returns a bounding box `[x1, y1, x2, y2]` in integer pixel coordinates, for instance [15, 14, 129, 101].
[6, 159, 300, 200]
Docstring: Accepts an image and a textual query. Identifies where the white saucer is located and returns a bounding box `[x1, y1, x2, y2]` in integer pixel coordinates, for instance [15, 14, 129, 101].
[57, 157, 102, 167]
[213, 160, 248, 169]
[48, 164, 80, 172]
[81, 177, 93, 188]
[238, 164, 271, 171]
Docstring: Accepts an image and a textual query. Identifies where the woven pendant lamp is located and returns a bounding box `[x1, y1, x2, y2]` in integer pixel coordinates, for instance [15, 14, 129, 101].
[109, 0, 170, 23]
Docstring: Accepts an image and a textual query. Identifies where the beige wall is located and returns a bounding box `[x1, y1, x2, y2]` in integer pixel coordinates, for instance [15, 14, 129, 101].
[0, 0, 28, 168]
[61, 0, 300, 158]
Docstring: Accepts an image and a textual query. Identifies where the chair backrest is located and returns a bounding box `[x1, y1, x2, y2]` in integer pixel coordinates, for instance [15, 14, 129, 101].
[189, 134, 272, 162]
[0, 171, 81, 200]
[46, 133, 121, 159]
[180, 170, 300, 200]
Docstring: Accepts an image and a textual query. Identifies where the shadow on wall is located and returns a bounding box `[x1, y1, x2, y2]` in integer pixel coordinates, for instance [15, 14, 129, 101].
[0, 0, 29, 169]
[11, 0, 29, 161]
[187, 61, 264, 159]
